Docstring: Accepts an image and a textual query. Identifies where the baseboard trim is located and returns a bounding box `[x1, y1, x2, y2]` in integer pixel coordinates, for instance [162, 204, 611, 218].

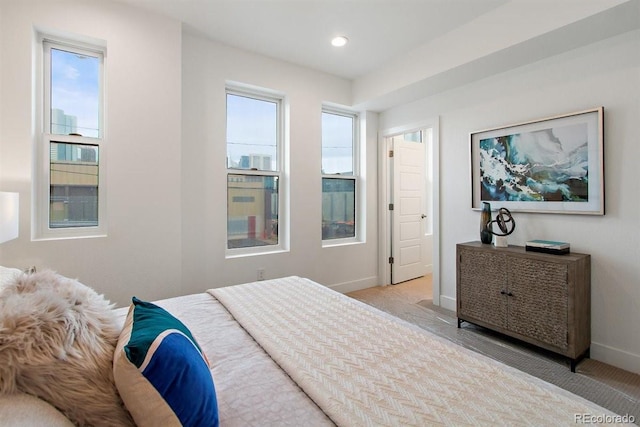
[591, 341, 640, 375]
[330, 276, 379, 294]
[439, 295, 456, 312]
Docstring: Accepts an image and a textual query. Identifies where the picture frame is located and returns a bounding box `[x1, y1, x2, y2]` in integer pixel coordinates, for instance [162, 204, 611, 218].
[470, 107, 604, 215]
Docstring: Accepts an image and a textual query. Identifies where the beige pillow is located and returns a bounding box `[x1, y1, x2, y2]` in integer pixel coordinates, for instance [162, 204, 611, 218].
[0, 266, 22, 287]
[0, 393, 74, 427]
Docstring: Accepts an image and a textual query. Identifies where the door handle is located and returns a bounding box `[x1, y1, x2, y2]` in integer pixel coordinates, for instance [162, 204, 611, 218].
[421, 214, 427, 219]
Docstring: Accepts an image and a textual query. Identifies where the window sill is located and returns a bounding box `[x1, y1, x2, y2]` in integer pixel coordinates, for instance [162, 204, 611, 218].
[225, 246, 289, 259]
[31, 232, 107, 242]
[322, 238, 363, 249]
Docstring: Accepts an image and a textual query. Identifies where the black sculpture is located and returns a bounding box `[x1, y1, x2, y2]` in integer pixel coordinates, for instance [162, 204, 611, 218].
[488, 207, 516, 237]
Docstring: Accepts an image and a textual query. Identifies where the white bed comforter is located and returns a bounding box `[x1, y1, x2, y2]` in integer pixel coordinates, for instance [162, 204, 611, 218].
[209, 276, 626, 426]
[115, 292, 334, 427]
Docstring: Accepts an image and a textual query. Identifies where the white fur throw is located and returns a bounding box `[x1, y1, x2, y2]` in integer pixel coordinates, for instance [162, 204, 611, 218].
[0, 270, 134, 426]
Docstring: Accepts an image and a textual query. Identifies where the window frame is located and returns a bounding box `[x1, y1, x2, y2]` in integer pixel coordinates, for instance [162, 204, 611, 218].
[33, 36, 107, 241]
[225, 85, 287, 257]
[321, 107, 361, 246]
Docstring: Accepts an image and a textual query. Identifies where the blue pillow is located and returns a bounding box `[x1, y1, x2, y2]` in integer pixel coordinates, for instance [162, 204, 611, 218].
[113, 297, 219, 427]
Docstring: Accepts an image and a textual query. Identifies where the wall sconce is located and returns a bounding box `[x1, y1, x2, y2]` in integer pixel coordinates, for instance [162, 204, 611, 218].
[0, 192, 19, 244]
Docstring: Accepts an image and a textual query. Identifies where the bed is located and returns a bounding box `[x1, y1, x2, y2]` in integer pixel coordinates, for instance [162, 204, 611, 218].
[123, 276, 626, 426]
[0, 273, 630, 426]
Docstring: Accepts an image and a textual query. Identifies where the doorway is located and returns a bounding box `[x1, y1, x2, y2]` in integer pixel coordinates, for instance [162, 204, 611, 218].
[379, 119, 440, 305]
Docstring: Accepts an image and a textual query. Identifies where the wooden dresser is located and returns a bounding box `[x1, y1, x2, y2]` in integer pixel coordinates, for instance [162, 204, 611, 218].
[456, 241, 591, 371]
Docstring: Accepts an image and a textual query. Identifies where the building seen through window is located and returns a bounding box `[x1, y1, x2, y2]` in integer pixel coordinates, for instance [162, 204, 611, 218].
[49, 141, 99, 228]
[227, 174, 278, 249]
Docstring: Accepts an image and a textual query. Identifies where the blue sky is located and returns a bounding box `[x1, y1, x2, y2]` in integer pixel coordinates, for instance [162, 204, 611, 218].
[321, 112, 353, 175]
[51, 48, 100, 138]
[227, 94, 353, 173]
[226, 94, 277, 169]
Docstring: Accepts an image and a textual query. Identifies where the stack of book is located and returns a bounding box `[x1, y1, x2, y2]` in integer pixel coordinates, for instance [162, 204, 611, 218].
[525, 239, 570, 255]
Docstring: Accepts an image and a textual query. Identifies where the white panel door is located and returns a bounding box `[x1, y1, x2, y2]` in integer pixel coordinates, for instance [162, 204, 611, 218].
[392, 135, 427, 284]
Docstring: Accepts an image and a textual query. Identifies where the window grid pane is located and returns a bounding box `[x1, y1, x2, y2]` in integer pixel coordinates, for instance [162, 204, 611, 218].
[49, 141, 99, 228]
[227, 93, 278, 171]
[404, 131, 423, 143]
[50, 47, 101, 138]
[322, 177, 355, 240]
[321, 112, 354, 175]
[227, 174, 279, 249]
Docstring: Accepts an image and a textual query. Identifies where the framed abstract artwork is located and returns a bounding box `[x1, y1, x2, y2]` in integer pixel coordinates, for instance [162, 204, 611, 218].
[470, 107, 604, 215]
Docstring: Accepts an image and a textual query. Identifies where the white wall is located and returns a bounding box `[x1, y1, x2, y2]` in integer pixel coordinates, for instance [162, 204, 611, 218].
[180, 34, 379, 295]
[0, 0, 184, 306]
[379, 30, 640, 374]
[0, 1, 380, 307]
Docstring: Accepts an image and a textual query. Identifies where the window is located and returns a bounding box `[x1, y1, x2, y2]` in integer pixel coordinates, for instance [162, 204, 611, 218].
[34, 37, 106, 239]
[226, 87, 284, 253]
[321, 109, 358, 242]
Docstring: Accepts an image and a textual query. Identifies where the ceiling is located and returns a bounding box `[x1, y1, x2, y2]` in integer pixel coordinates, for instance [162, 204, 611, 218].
[112, 0, 639, 110]
[113, 0, 508, 80]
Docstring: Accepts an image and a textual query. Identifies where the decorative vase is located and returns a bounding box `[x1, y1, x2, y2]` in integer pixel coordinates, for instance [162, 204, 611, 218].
[480, 202, 493, 244]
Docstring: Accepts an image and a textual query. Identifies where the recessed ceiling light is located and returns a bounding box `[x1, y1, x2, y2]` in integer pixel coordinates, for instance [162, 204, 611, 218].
[331, 36, 348, 47]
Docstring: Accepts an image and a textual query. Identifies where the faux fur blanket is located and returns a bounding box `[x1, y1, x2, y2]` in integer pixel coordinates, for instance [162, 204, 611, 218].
[0, 270, 134, 426]
[209, 276, 623, 426]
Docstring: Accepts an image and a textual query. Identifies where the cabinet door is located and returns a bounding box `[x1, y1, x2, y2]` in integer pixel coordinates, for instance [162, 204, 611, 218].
[458, 248, 508, 329]
[508, 257, 568, 350]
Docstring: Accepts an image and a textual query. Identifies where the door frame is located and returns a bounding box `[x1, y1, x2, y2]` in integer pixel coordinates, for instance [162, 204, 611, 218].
[378, 117, 440, 305]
